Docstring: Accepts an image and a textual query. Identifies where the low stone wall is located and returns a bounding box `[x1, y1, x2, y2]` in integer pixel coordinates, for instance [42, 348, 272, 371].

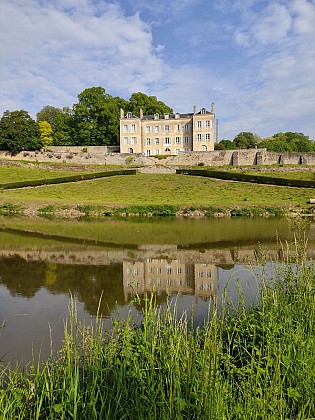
[1, 147, 315, 167]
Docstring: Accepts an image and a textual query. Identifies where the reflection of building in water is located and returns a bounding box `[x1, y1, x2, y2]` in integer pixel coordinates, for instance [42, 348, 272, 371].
[123, 259, 216, 301]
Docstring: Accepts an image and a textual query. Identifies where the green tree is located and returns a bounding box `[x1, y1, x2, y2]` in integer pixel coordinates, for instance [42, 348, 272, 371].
[216, 139, 234, 150]
[127, 92, 173, 116]
[72, 87, 128, 146]
[273, 132, 314, 152]
[37, 105, 73, 145]
[38, 121, 53, 146]
[260, 132, 314, 153]
[0, 110, 42, 154]
[259, 139, 293, 152]
[233, 132, 259, 149]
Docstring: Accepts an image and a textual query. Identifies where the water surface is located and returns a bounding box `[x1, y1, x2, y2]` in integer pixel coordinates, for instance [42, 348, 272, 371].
[0, 216, 313, 363]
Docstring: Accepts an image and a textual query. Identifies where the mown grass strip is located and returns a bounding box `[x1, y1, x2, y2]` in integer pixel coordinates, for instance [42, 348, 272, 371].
[0, 169, 137, 190]
[177, 168, 315, 188]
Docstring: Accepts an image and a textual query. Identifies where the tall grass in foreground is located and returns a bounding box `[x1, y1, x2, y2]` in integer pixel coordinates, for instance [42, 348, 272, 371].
[1, 256, 315, 419]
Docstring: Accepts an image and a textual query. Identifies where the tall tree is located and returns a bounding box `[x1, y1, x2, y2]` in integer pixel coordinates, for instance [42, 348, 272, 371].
[233, 132, 259, 149]
[38, 121, 53, 146]
[72, 87, 128, 146]
[127, 92, 173, 116]
[37, 105, 73, 145]
[0, 110, 42, 154]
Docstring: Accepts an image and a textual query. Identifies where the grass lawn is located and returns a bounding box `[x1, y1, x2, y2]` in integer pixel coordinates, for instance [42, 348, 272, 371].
[0, 162, 128, 183]
[0, 173, 313, 210]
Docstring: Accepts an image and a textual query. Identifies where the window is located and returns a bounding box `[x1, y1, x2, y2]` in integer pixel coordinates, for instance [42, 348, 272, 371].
[127, 112, 132, 118]
[205, 120, 211, 128]
[184, 148, 189, 152]
[164, 137, 170, 145]
[184, 124, 189, 131]
[197, 134, 202, 141]
[154, 125, 159, 133]
[123, 124, 128, 132]
[201, 108, 206, 114]
[146, 138, 151, 145]
[175, 113, 180, 119]
[167, 267, 173, 274]
[201, 145, 207, 151]
[165, 148, 171, 154]
[164, 125, 170, 132]
[145, 126, 151, 133]
[197, 121, 202, 128]
[155, 138, 160, 145]
[124, 137, 128, 145]
[184, 136, 189, 144]
[131, 124, 136, 132]
[177, 268, 182, 274]
[175, 137, 181, 144]
[176, 124, 180, 132]
[205, 133, 211, 140]
[164, 114, 169, 119]
[154, 113, 159, 120]
[175, 149, 180, 155]
[146, 150, 151, 156]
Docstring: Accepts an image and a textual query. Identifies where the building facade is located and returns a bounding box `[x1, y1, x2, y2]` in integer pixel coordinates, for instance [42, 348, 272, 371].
[119, 104, 215, 155]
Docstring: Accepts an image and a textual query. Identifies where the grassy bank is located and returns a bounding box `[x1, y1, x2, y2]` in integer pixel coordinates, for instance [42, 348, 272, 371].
[0, 173, 314, 217]
[1, 253, 315, 419]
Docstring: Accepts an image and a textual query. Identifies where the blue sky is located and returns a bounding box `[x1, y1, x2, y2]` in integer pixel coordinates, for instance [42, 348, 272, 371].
[0, 0, 314, 140]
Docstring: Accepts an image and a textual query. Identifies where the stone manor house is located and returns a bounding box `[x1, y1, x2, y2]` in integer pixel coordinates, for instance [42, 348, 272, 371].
[119, 104, 215, 155]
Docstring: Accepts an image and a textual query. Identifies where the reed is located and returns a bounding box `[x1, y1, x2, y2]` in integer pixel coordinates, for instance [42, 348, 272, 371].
[1, 257, 315, 419]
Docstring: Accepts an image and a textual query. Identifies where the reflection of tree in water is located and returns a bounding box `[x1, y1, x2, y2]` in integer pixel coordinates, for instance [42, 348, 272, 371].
[0, 256, 46, 298]
[47, 263, 124, 316]
[0, 257, 124, 316]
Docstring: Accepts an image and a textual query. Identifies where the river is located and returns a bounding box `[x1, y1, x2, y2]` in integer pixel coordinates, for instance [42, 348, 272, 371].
[0, 216, 313, 364]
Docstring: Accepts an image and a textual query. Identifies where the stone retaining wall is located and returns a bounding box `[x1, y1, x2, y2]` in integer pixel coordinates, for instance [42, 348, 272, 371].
[1, 147, 315, 167]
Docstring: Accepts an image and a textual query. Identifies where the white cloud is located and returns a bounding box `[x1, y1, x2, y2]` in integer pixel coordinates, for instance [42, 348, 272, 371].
[0, 0, 167, 116]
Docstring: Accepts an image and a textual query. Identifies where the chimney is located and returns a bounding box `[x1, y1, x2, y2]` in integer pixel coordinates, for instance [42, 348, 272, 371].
[193, 104, 196, 114]
[140, 108, 143, 119]
[211, 102, 215, 114]
[120, 108, 124, 119]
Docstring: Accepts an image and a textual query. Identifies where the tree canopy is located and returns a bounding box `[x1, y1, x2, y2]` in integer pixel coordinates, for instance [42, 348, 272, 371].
[127, 92, 173, 116]
[0, 110, 42, 154]
[259, 132, 314, 153]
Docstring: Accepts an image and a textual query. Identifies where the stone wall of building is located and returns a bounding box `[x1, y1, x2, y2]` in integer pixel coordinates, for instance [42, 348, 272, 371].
[1, 147, 315, 167]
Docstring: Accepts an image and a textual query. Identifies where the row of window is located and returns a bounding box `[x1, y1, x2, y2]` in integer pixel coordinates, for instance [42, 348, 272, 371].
[123, 137, 137, 145]
[122, 120, 213, 133]
[145, 124, 191, 133]
[196, 120, 213, 129]
[122, 124, 137, 132]
[196, 133, 211, 141]
[125, 279, 212, 289]
[145, 137, 190, 146]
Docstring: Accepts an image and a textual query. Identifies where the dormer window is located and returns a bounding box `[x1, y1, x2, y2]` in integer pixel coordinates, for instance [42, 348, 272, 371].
[154, 113, 159, 120]
[175, 113, 180, 119]
[164, 113, 169, 119]
[201, 108, 206, 114]
[127, 112, 132, 118]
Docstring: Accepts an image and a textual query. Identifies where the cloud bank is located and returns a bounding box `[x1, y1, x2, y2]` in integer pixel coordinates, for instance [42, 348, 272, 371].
[0, 0, 314, 140]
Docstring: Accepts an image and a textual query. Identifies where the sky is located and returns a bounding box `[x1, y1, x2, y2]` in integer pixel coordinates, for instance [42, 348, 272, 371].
[0, 0, 315, 140]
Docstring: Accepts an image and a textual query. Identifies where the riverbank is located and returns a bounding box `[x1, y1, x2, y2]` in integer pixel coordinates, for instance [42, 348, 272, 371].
[1, 251, 315, 419]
